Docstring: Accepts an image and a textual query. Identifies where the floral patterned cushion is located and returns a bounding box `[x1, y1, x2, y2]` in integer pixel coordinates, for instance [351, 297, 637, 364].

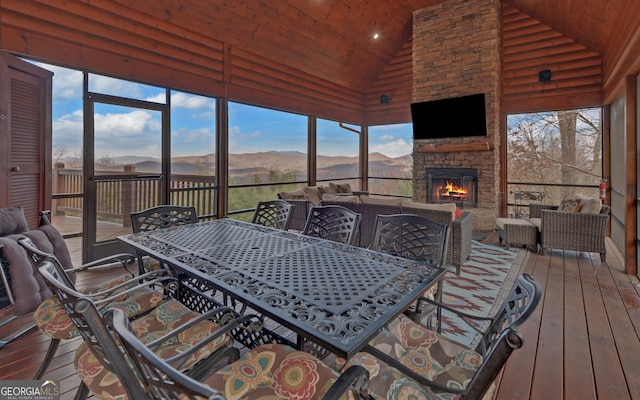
[142, 256, 162, 272]
[34, 275, 164, 340]
[74, 299, 232, 400]
[335, 314, 482, 399]
[206, 343, 358, 400]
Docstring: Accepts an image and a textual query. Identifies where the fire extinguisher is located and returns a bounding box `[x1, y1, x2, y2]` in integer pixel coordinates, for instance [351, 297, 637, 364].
[599, 178, 607, 201]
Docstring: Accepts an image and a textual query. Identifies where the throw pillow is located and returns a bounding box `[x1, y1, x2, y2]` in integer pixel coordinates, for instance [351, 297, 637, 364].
[576, 194, 602, 214]
[559, 195, 581, 212]
[303, 186, 325, 205]
[0, 207, 29, 236]
[455, 206, 464, 219]
[323, 184, 337, 194]
[329, 182, 353, 194]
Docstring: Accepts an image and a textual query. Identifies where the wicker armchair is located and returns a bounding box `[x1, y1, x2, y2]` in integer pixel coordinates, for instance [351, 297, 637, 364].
[529, 203, 611, 261]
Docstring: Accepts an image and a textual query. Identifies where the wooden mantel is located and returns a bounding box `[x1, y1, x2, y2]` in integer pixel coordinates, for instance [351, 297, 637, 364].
[415, 141, 493, 153]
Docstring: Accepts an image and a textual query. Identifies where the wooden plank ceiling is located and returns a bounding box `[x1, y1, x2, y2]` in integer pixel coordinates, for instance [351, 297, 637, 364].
[103, 0, 447, 94]
[109, 0, 638, 93]
[2, 0, 639, 120]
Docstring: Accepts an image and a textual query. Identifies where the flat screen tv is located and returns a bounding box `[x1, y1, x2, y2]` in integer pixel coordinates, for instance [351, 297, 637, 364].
[411, 93, 487, 140]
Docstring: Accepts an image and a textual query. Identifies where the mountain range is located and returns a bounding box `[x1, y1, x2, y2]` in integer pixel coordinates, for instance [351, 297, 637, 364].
[62, 151, 412, 178]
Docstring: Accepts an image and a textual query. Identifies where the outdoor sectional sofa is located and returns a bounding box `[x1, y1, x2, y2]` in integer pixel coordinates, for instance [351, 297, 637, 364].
[278, 188, 472, 273]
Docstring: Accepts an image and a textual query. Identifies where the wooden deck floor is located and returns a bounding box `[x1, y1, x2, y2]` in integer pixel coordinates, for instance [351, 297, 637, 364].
[1, 232, 639, 399]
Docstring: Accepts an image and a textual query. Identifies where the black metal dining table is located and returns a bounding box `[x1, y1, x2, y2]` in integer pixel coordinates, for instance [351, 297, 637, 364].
[118, 218, 446, 360]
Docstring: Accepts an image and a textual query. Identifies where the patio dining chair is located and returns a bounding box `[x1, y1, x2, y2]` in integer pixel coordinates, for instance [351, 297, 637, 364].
[336, 273, 542, 400]
[83, 303, 370, 400]
[302, 205, 362, 246]
[251, 199, 294, 230]
[9, 211, 164, 382]
[130, 205, 198, 274]
[32, 254, 239, 400]
[369, 213, 450, 322]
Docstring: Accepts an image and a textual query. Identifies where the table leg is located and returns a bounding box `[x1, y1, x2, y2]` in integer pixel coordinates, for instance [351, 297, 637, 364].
[435, 280, 443, 333]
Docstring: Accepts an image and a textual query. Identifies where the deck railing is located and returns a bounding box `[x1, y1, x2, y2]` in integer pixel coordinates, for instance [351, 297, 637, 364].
[52, 163, 217, 225]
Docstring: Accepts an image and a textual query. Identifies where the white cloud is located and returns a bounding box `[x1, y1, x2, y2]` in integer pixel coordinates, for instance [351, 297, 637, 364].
[173, 127, 215, 143]
[33, 63, 82, 101]
[379, 134, 395, 141]
[370, 138, 412, 158]
[171, 92, 212, 109]
[145, 93, 166, 104]
[89, 75, 143, 98]
[95, 110, 155, 136]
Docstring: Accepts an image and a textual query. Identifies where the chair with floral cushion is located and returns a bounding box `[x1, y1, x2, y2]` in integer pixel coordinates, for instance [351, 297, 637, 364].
[302, 205, 362, 246]
[33, 255, 240, 400]
[335, 273, 542, 400]
[251, 199, 294, 230]
[14, 212, 166, 382]
[79, 301, 370, 400]
[130, 205, 199, 274]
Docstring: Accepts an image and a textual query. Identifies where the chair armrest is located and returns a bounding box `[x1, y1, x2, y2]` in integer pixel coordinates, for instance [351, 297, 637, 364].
[450, 211, 473, 268]
[20, 236, 136, 277]
[143, 310, 258, 369]
[364, 343, 464, 395]
[321, 365, 369, 400]
[541, 209, 609, 237]
[87, 269, 173, 298]
[422, 297, 492, 336]
[88, 275, 178, 305]
[70, 253, 136, 272]
[39, 264, 175, 306]
[541, 209, 610, 233]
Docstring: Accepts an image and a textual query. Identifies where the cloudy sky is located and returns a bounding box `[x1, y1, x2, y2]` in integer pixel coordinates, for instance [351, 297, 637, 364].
[39, 62, 412, 160]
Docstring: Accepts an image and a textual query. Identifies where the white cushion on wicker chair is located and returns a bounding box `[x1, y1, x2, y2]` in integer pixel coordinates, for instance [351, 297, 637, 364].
[495, 217, 534, 229]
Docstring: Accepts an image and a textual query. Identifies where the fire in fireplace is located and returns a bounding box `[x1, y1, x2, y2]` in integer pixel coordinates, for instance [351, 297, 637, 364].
[426, 168, 478, 207]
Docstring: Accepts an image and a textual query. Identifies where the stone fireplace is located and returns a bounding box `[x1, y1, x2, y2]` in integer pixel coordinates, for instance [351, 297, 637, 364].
[426, 168, 478, 207]
[411, 0, 501, 232]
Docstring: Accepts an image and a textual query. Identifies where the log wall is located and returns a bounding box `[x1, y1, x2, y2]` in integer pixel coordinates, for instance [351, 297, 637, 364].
[501, 3, 603, 113]
[0, 1, 617, 126]
[363, 40, 414, 126]
[0, 0, 367, 125]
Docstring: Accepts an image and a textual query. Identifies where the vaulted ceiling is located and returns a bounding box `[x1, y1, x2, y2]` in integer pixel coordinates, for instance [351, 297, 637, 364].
[1, 0, 639, 121]
[97, 0, 639, 94]
[105, 0, 446, 93]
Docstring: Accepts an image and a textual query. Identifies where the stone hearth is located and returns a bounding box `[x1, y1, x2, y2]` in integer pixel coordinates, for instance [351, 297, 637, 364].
[411, 0, 501, 232]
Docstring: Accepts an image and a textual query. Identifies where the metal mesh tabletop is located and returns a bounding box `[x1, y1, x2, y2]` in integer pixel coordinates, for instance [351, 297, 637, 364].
[123, 219, 272, 255]
[119, 218, 445, 358]
[236, 244, 405, 314]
